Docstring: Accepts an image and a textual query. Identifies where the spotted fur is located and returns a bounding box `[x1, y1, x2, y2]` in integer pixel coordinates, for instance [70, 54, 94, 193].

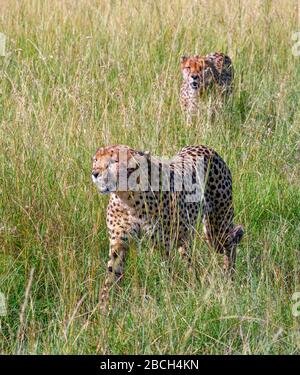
[92, 144, 243, 311]
[180, 52, 234, 115]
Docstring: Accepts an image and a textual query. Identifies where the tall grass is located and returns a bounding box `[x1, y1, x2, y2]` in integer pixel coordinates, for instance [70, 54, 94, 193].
[0, 0, 300, 354]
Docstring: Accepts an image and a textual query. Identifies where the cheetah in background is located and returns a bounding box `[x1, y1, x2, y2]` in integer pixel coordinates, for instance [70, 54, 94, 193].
[92, 145, 243, 311]
[180, 52, 234, 115]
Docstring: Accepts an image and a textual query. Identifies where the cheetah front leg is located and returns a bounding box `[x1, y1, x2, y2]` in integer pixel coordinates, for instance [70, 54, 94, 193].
[178, 244, 192, 269]
[100, 237, 128, 313]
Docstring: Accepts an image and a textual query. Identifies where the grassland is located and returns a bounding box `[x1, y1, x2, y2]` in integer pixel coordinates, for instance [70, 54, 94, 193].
[0, 0, 300, 354]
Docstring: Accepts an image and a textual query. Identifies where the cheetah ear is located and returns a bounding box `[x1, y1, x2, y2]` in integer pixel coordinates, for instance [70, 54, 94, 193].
[114, 145, 133, 163]
[129, 151, 150, 169]
[205, 56, 214, 68]
[136, 150, 151, 160]
[180, 55, 188, 64]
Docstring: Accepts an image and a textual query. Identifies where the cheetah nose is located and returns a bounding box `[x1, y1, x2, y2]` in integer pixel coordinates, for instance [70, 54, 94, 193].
[191, 75, 198, 80]
[92, 171, 99, 178]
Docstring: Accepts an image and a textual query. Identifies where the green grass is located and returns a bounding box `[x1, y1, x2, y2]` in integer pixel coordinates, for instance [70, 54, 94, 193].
[0, 0, 300, 354]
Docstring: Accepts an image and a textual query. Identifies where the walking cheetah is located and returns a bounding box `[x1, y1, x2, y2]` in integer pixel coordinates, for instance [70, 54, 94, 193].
[92, 145, 243, 311]
[180, 52, 234, 115]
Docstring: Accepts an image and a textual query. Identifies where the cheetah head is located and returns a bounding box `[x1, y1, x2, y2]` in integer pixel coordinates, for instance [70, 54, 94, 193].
[180, 55, 212, 91]
[92, 145, 150, 194]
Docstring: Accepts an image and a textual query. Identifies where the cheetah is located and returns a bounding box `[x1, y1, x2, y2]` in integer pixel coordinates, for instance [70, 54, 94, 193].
[92, 145, 243, 311]
[180, 52, 234, 115]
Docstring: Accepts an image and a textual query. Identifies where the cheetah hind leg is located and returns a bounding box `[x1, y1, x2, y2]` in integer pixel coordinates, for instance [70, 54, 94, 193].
[177, 243, 199, 281]
[223, 224, 244, 277]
